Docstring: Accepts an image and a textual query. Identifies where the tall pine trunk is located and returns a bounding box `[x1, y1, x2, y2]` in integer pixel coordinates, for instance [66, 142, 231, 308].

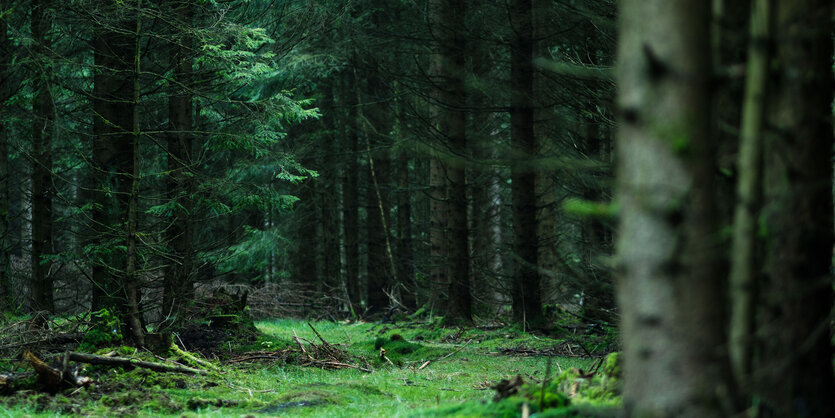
[163, 0, 195, 324]
[429, 0, 471, 324]
[394, 89, 416, 310]
[510, 0, 543, 329]
[616, 0, 730, 415]
[30, 0, 54, 314]
[123, 0, 144, 346]
[0, 0, 12, 312]
[427, 0, 448, 314]
[91, 4, 141, 342]
[758, 0, 835, 415]
[360, 68, 394, 315]
[340, 70, 361, 314]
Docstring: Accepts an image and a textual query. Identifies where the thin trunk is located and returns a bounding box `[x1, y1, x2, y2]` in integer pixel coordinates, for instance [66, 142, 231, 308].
[320, 82, 341, 293]
[428, 1, 449, 312]
[354, 68, 393, 315]
[394, 87, 416, 310]
[124, 0, 144, 346]
[0, 0, 12, 312]
[616, 0, 730, 416]
[30, 0, 54, 314]
[728, 0, 770, 393]
[428, 157, 447, 311]
[340, 70, 361, 314]
[510, 0, 543, 329]
[758, 0, 834, 415]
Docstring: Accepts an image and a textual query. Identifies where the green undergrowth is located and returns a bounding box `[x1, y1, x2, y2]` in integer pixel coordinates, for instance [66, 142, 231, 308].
[0, 319, 621, 417]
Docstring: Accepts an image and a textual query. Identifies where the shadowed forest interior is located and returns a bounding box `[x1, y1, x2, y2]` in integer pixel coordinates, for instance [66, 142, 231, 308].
[0, 0, 833, 416]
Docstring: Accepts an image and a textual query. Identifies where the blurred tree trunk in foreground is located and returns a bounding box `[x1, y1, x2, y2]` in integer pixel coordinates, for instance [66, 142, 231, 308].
[616, 0, 731, 416]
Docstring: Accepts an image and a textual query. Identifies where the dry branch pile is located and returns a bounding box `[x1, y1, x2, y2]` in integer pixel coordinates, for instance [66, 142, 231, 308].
[0, 316, 85, 358]
[228, 323, 372, 373]
[495, 341, 600, 358]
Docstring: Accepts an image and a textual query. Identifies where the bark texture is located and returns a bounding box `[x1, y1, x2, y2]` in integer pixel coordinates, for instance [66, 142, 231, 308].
[163, 0, 195, 324]
[758, 1, 835, 415]
[340, 70, 361, 313]
[429, 0, 471, 323]
[30, 0, 54, 313]
[616, 0, 730, 416]
[510, 0, 543, 328]
[0, 0, 12, 312]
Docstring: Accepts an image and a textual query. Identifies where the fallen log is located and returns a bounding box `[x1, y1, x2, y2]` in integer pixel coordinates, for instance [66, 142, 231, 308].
[64, 352, 208, 375]
[23, 351, 92, 391]
[170, 342, 219, 371]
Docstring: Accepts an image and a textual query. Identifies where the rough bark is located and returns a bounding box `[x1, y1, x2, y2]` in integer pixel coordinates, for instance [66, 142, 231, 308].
[90, 5, 138, 329]
[163, 0, 195, 324]
[428, 156, 447, 311]
[30, 0, 54, 313]
[429, 0, 471, 324]
[0, 0, 14, 312]
[510, 0, 543, 329]
[357, 67, 393, 315]
[340, 70, 361, 314]
[758, 0, 835, 415]
[395, 90, 416, 310]
[427, 0, 448, 313]
[319, 84, 340, 293]
[123, 0, 145, 346]
[616, 0, 730, 416]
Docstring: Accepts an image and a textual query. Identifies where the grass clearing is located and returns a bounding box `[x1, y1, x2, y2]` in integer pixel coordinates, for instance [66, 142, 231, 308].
[0, 319, 620, 417]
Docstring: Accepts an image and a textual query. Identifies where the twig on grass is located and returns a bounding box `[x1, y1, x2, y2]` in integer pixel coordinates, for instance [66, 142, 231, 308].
[418, 339, 472, 370]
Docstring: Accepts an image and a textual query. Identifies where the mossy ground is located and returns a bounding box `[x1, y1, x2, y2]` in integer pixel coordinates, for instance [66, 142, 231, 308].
[0, 319, 620, 417]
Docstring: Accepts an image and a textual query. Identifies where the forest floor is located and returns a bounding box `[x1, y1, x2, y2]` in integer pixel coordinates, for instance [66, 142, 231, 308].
[0, 318, 621, 417]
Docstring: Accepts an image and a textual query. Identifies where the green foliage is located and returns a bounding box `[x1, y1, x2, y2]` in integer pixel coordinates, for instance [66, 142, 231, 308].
[421, 379, 571, 417]
[562, 198, 618, 219]
[603, 352, 621, 379]
[1, 319, 615, 416]
[79, 309, 123, 352]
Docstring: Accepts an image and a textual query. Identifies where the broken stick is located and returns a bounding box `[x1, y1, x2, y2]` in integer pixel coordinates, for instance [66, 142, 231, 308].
[418, 339, 472, 370]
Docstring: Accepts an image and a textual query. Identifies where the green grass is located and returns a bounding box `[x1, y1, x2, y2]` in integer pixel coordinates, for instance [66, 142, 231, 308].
[0, 319, 620, 417]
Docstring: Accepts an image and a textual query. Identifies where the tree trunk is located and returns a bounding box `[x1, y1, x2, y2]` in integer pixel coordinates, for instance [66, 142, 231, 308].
[340, 70, 361, 314]
[428, 0, 471, 324]
[510, 0, 543, 329]
[123, 0, 145, 346]
[319, 85, 340, 294]
[30, 0, 54, 314]
[91, 5, 138, 332]
[616, 0, 731, 416]
[395, 91, 416, 310]
[427, 1, 449, 314]
[0, 0, 12, 312]
[163, 0, 195, 324]
[728, 0, 770, 394]
[428, 157, 447, 312]
[758, 1, 835, 415]
[356, 67, 393, 315]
